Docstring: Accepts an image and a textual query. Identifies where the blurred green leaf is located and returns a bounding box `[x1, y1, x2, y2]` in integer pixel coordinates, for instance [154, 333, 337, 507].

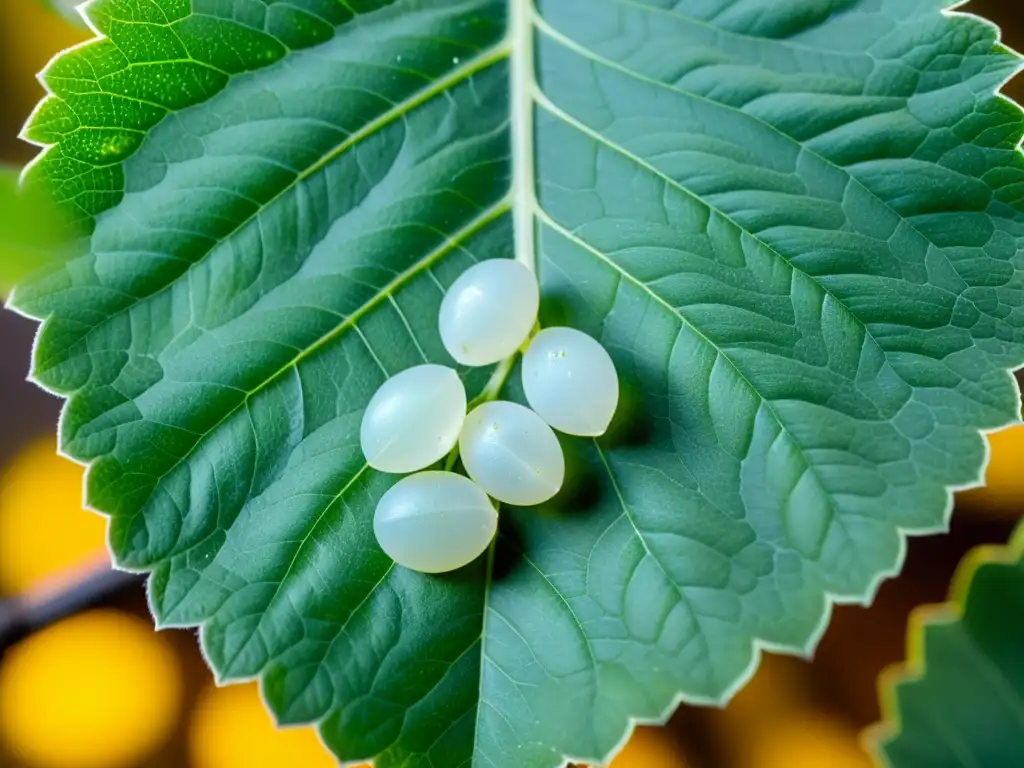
[871, 520, 1024, 768]
[37, 0, 88, 27]
[0, 165, 71, 291]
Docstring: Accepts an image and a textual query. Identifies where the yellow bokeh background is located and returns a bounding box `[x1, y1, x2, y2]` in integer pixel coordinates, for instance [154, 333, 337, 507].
[960, 423, 1024, 513]
[0, 437, 107, 594]
[190, 683, 358, 768]
[0, 1, 89, 167]
[607, 727, 688, 768]
[0, 610, 182, 768]
[0, 0, 1021, 767]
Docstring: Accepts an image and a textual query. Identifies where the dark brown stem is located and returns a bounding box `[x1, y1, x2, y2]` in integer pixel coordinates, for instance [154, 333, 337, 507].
[0, 562, 143, 654]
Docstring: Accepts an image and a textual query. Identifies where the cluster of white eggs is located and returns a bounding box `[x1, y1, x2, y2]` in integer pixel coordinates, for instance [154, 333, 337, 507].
[360, 259, 619, 574]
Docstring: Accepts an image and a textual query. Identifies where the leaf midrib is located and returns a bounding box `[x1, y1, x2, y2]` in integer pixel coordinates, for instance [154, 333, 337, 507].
[470, 2, 538, 762]
[469, 3, 858, 755]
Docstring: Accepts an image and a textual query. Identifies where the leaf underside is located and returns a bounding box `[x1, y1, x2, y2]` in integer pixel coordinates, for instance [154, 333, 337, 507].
[871, 520, 1024, 768]
[11, 0, 1024, 765]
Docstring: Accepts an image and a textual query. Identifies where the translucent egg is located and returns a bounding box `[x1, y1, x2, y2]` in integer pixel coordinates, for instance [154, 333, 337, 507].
[522, 327, 619, 436]
[439, 259, 539, 366]
[360, 364, 466, 473]
[373, 471, 497, 573]
[459, 401, 565, 506]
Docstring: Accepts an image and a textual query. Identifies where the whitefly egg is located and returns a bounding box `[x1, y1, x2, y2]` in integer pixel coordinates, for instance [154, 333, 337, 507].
[522, 327, 619, 436]
[459, 401, 565, 506]
[360, 364, 466, 473]
[373, 471, 497, 573]
[439, 259, 539, 366]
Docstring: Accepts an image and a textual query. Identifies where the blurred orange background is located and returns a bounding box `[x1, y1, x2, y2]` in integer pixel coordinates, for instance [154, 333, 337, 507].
[0, 2, 1021, 767]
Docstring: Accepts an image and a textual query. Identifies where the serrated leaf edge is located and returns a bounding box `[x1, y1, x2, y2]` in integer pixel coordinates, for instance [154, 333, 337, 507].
[862, 517, 1024, 766]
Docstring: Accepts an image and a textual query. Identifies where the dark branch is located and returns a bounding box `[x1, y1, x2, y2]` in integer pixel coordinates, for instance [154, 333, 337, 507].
[0, 563, 143, 654]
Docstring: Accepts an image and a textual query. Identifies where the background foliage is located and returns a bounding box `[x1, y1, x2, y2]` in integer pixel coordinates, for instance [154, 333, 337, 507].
[870, 520, 1024, 767]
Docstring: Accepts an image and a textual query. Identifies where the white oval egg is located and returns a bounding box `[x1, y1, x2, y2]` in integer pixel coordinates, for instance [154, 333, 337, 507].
[522, 327, 619, 436]
[439, 259, 539, 366]
[360, 364, 466, 473]
[459, 401, 565, 506]
[373, 471, 497, 573]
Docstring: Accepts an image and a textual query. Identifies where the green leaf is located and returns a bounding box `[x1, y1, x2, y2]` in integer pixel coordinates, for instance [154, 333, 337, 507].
[10, 1, 1024, 765]
[869, 518, 1024, 767]
[0, 164, 73, 291]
